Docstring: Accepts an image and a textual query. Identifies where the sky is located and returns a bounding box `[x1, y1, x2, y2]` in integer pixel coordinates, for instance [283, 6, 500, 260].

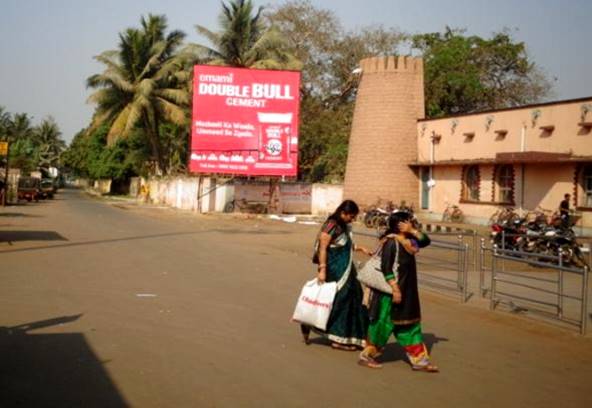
[1, 0, 591, 143]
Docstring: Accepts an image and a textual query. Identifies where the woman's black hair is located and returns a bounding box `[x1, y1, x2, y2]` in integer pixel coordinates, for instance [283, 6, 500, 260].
[328, 200, 359, 229]
[380, 211, 412, 239]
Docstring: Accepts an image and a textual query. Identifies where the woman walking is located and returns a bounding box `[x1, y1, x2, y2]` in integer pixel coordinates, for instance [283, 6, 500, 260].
[301, 200, 372, 350]
[358, 211, 439, 372]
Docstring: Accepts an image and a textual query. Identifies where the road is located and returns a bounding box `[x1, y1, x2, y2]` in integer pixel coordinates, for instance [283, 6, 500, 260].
[1, 189, 591, 407]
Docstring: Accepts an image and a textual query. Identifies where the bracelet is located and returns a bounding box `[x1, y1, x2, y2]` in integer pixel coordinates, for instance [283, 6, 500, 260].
[319, 263, 327, 267]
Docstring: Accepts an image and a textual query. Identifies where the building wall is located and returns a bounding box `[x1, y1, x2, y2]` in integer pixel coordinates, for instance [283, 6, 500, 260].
[344, 56, 425, 208]
[425, 163, 591, 231]
[311, 184, 343, 216]
[417, 98, 592, 231]
[418, 98, 592, 163]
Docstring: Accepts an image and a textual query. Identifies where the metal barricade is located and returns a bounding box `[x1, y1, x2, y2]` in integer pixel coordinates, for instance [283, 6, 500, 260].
[416, 236, 470, 303]
[485, 245, 589, 335]
[354, 229, 471, 303]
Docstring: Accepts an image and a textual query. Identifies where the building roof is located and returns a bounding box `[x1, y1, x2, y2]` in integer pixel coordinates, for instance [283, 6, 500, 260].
[409, 151, 592, 167]
[417, 96, 592, 123]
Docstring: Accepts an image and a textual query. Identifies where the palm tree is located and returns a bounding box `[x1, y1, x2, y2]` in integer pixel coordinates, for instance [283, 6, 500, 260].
[0, 106, 11, 140]
[33, 117, 66, 169]
[195, 0, 300, 69]
[87, 14, 194, 174]
[8, 113, 34, 143]
[5, 112, 36, 169]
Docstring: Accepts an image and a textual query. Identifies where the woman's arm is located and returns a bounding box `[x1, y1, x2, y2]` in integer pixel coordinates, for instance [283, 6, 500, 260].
[354, 243, 373, 256]
[397, 221, 430, 252]
[410, 229, 431, 248]
[317, 232, 332, 283]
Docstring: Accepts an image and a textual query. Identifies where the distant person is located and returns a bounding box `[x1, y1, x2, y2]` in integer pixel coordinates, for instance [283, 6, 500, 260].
[0, 179, 5, 206]
[559, 193, 571, 228]
[301, 200, 372, 350]
[358, 211, 439, 372]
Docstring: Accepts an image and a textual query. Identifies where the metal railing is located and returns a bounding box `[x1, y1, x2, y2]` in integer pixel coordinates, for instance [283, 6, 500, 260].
[355, 229, 471, 302]
[483, 243, 589, 335]
[416, 236, 470, 303]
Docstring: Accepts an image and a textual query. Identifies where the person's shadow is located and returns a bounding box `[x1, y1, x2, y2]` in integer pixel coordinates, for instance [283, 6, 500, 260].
[379, 333, 448, 364]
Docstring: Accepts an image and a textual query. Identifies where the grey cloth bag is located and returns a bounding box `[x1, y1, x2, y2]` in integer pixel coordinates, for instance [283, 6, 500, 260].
[357, 240, 399, 294]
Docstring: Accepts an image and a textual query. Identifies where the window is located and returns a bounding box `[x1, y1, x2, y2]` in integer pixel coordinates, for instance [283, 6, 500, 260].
[463, 165, 480, 201]
[584, 166, 592, 207]
[496, 165, 514, 204]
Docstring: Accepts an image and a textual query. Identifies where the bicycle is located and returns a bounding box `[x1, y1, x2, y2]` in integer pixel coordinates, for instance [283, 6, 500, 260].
[442, 204, 464, 223]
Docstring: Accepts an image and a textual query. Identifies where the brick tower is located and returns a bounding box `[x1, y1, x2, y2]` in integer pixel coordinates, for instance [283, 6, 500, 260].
[343, 56, 425, 208]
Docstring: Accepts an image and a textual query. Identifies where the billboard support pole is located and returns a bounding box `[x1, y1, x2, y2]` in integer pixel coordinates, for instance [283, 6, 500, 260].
[268, 177, 281, 214]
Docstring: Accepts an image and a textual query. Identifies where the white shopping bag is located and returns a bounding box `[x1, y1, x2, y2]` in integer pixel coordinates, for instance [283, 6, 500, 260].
[291, 278, 337, 331]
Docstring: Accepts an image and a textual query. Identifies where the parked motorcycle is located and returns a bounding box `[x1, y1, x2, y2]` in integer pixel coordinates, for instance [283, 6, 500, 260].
[490, 215, 588, 268]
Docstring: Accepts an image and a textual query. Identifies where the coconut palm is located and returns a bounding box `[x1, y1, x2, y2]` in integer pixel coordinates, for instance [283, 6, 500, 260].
[87, 14, 195, 174]
[195, 0, 300, 69]
[33, 117, 66, 169]
[0, 106, 10, 140]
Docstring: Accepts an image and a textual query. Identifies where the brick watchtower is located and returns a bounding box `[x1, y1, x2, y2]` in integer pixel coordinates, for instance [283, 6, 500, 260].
[343, 56, 425, 208]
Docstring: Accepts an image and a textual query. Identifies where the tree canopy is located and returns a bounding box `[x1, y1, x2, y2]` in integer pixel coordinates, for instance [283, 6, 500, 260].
[194, 0, 300, 70]
[412, 28, 553, 117]
[0, 108, 66, 175]
[86, 14, 195, 175]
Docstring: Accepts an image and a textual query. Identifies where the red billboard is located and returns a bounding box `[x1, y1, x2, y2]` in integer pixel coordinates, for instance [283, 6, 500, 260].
[189, 65, 301, 176]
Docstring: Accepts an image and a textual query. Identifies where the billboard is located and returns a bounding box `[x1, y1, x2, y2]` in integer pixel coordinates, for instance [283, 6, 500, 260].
[189, 65, 301, 176]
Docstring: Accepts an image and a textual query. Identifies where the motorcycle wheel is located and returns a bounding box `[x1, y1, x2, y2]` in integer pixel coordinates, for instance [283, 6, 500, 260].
[364, 213, 374, 228]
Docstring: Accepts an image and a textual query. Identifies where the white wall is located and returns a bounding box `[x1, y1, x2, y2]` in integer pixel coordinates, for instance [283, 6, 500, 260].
[311, 184, 343, 215]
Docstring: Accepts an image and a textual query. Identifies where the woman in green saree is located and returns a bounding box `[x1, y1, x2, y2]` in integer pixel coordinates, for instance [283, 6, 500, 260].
[301, 200, 372, 350]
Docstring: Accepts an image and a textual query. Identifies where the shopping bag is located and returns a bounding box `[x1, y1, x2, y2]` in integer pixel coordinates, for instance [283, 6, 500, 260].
[292, 278, 337, 331]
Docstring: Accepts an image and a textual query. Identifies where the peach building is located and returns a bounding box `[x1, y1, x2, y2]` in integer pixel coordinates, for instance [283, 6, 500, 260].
[344, 56, 592, 233]
[413, 97, 592, 232]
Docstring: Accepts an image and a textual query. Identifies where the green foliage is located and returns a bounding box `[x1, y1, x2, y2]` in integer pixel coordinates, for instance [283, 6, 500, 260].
[266, 0, 404, 182]
[0, 107, 66, 174]
[195, 0, 300, 69]
[87, 14, 195, 174]
[412, 28, 552, 117]
[298, 98, 353, 182]
[63, 125, 151, 180]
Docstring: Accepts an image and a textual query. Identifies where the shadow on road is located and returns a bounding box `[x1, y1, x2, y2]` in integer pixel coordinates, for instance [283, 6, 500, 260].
[211, 228, 293, 235]
[304, 332, 448, 366]
[0, 230, 210, 254]
[0, 212, 43, 218]
[0, 230, 68, 244]
[379, 332, 449, 364]
[0, 315, 129, 407]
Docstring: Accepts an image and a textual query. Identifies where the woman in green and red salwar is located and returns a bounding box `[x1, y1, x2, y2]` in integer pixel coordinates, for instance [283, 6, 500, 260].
[359, 211, 439, 372]
[301, 200, 372, 350]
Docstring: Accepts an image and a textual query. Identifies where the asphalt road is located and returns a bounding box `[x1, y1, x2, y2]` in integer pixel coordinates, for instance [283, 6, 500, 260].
[1, 189, 591, 407]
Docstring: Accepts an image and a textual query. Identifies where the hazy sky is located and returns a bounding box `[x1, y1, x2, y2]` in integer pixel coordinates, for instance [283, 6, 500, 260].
[1, 0, 591, 143]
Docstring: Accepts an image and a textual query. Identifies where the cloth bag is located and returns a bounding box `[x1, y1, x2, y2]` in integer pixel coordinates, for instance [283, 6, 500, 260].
[357, 240, 399, 294]
[292, 278, 337, 331]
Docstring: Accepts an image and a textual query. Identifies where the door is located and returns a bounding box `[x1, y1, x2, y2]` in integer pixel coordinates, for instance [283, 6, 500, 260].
[421, 167, 430, 210]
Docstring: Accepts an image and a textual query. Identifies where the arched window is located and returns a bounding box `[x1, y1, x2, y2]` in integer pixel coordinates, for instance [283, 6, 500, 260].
[496, 165, 514, 204]
[463, 165, 480, 201]
[582, 165, 592, 208]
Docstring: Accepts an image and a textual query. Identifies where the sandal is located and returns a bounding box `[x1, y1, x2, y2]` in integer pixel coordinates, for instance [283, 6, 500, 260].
[331, 343, 357, 351]
[412, 363, 439, 373]
[358, 353, 383, 369]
